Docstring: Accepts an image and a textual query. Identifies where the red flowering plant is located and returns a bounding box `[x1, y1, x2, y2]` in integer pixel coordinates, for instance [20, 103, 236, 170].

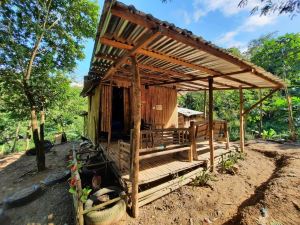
[67, 160, 82, 194]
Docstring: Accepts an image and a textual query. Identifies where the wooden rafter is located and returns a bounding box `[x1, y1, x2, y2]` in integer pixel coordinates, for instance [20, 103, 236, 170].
[102, 29, 161, 80]
[94, 53, 257, 88]
[100, 37, 220, 76]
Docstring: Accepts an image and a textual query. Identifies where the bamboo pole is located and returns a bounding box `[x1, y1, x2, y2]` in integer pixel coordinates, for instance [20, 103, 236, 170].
[203, 90, 207, 120]
[130, 55, 141, 218]
[259, 89, 263, 134]
[208, 78, 214, 171]
[239, 86, 245, 152]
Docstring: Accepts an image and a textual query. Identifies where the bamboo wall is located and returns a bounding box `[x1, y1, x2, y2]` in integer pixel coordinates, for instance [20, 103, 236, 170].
[86, 83, 178, 142]
[86, 85, 101, 144]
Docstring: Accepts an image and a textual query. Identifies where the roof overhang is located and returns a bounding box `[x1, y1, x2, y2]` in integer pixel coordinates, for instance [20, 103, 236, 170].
[82, 0, 285, 96]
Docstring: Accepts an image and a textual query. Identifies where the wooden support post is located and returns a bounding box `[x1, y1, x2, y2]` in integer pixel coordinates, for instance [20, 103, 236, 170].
[203, 90, 207, 120]
[107, 79, 113, 150]
[189, 121, 196, 161]
[208, 78, 214, 171]
[131, 55, 141, 218]
[239, 86, 245, 152]
[224, 122, 230, 150]
[259, 89, 263, 134]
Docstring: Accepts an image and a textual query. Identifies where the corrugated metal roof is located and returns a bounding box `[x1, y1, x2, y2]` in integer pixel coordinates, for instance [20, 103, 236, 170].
[82, 0, 285, 96]
[178, 107, 203, 117]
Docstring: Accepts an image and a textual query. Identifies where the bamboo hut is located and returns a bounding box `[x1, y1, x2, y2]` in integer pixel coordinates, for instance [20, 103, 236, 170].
[81, 0, 286, 217]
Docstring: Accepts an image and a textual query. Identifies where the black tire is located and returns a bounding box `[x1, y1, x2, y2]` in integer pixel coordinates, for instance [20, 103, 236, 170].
[84, 199, 126, 225]
[84, 186, 126, 225]
[3, 184, 43, 209]
[41, 170, 70, 186]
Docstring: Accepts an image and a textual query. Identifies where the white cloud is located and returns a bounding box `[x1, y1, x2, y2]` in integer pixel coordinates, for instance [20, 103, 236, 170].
[242, 14, 277, 31]
[216, 14, 277, 48]
[71, 81, 83, 87]
[175, 10, 192, 25]
[192, 0, 260, 21]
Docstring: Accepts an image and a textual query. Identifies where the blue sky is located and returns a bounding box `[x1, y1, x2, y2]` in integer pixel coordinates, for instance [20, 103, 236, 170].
[71, 0, 300, 84]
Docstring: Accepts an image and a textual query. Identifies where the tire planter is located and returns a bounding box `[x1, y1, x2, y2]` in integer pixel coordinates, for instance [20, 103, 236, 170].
[3, 184, 43, 209]
[84, 186, 126, 225]
[41, 170, 71, 186]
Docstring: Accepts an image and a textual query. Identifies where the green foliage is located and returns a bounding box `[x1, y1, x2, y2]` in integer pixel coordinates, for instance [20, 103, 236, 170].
[261, 128, 277, 140]
[178, 33, 300, 141]
[80, 187, 92, 203]
[192, 169, 217, 186]
[0, 0, 97, 157]
[219, 152, 245, 174]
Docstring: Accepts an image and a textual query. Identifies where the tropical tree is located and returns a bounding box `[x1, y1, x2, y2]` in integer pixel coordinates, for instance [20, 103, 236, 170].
[239, 0, 300, 16]
[250, 33, 300, 140]
[0, 0, 99, 171]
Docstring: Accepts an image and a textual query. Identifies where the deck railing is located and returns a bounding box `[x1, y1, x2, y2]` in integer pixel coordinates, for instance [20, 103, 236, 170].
[117, 120, 230, 175]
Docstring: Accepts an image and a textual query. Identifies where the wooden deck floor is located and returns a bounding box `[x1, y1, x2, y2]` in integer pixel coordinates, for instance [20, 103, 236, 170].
[108, 141, 235, 186]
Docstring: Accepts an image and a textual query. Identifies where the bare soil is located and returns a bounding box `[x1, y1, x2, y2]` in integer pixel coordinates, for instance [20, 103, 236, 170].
[120, 141, 300, 225]
[0, 143, 74, 225]
[0, 141, 299, 225]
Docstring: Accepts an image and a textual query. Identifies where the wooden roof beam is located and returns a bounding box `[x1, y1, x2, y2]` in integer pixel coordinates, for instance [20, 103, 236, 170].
[102, 28, 161, 80]
[94, 53, 258, 87]
[95, 54, 195, 79]
[95, 44, 258, 88]
[100, 37, 220, 76]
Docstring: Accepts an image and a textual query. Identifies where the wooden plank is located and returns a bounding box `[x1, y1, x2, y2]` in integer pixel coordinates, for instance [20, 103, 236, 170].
[139, 146, 190, 160]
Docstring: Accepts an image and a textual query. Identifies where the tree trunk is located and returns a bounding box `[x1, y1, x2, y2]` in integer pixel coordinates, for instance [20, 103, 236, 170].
[285, 88, 296, 141]
[31, 108, 45, 171]
[11, 122, 21, 152]
[25, 120, 31, 151]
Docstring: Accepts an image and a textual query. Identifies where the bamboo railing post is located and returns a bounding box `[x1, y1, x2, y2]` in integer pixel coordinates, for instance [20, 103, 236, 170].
[188, 121, 194, 162]
[208, 78, 214, 171]
[239, 86, 245, 152]
[224, 122, 230, 150]
[130, 55, 141, 218]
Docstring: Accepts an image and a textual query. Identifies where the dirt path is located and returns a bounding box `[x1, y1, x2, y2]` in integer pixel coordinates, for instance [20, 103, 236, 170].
[0, 143, 74, 225]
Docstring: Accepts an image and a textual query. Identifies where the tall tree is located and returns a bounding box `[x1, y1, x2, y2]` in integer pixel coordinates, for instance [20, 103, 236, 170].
[250, 33, 300, 140]
[239, 0, 300, 16]
[0, 0, 99, 171]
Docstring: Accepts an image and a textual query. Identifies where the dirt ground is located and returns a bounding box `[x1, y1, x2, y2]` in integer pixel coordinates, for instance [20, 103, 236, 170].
[0, 143, 74, 225]
[121, 141, 300, 225]
[0, 140, 299, 225]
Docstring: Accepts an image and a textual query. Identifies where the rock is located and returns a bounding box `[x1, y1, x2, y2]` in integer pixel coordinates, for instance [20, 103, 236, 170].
[203, 217, 212, 224]
[292, 200, 300, 211]
[232, 165, 239, 174]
